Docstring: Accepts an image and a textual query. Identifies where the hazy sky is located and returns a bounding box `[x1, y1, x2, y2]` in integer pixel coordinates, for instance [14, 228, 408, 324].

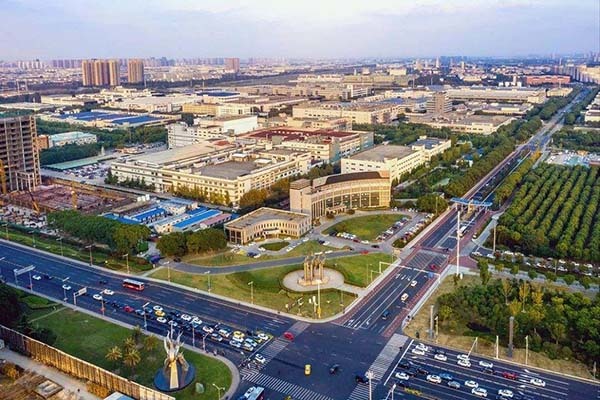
[1, 0, 598, 60]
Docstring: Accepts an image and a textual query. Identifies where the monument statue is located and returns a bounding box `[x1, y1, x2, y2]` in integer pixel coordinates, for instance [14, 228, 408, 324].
[299, 254, 330, 286]
[154, 331, 196, 392]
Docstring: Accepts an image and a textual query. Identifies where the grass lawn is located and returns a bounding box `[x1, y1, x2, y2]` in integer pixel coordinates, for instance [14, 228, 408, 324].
[324, 214, 407, 241]
[184, 240, 336, 267]
[151, 265, 355, 318]
[2, 228, 151, 273]
[32, 308, 231, 400]
[404, 274, 594, 379]
[325, 253, 394, 287]
[260, 241, 289, 251]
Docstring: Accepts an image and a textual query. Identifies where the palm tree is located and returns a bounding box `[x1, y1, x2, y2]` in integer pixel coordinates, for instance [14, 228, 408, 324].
[123, 337, 136, 352]
[123, 348, 141, 377]
[144, 335, 159, 352]
[132, 326, 142, 344]
[105, 346, 122, 368]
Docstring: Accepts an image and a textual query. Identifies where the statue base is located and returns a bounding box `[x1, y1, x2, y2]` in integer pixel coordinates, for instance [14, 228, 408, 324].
[154, 363, 196, 392]
[297, 275, 331, 286]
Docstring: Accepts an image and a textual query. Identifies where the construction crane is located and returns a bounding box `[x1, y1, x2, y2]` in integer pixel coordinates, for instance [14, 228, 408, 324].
[27, 190, 40, 214]
[0, 159, 7, 195]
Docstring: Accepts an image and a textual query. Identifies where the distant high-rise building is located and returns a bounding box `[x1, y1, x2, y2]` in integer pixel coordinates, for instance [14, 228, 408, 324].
[127, 59, 145, 83]
[224, 57, 240, 73]
[108, 59, 120, 86]
[0, 116, 41, 192]
[426, 91, 452, 115]
[82, 60, 94, 86]
[435, 57, 440, 69]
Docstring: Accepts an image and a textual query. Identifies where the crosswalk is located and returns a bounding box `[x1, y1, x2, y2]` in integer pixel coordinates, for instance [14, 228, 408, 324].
[245, 372, 334, 400]
[240, 337, 289, 378]
[347, 334, 408, 400]
[287, 320, 310, 336]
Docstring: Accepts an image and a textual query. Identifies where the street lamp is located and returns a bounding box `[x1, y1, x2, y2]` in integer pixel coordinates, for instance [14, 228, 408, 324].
[202, 333, 207, 352]
[62, 277, 70, 301]
[525, 335, 529, 365]
[56, 237, 63, 257]
[212, 383, 225, 400]
[30, 231, 36, 248]
[85, 245, 93, 266]
[192, 323, 196, 347]
[248, 281, 254, 304]
[366, 370, 374, 400]
[142, 301, 150, 331]
[390, 383, 397, 400]
[0, 221, 8, 240]
[204, 270, 211, 292]
[163, 261, 171, 282]
[123, 253, 130, 274]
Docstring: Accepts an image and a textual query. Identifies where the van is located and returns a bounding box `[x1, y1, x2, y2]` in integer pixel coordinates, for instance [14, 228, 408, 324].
[401, 293, 409, 302]
[381, 310, 391, 320]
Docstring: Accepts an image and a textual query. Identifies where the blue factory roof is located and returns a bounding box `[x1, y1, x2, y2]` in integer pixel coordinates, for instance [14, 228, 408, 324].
[103, 213, 140, 225]
[57, 111, 162, 125]
[197, 91, 238, 97]
[132, 207, 166, 221]
[186, 207, 207, 215]
[173, 209, 221, 229]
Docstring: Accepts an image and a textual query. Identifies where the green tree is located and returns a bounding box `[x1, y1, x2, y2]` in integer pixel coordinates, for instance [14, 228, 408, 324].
[105, 346, 122, 368]
[156, 232, 187, 257]
[239, 188, 268, 211]
[123, 348, 141, 376]
[143, 335, 159, 352]
[0, 285, 24, 328]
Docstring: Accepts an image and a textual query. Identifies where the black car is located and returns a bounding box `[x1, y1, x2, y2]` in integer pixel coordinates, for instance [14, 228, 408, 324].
[99, 279, 108, 284]
[329, 364, 340, 374]
[354, 374, 368, 384]
[434, 349, 446, 355]
[416, 367, 428, 375]
[43, 274, 52, 280]
[173, 257, 181, 262]
[399, 360, 412, 369]
[406, 368, 418, 376]
[483, 368, 494, 374]
[396, 381, 410, 388]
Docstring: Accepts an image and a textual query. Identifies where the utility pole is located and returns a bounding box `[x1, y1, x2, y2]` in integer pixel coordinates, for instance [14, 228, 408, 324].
[456, 209, 461, 277]
[493, 224, 497, 254]
[123, 253, 130, 274]
[525, 335, 529, 365]
[429, 305, 435, 340]
[495, 335, 499, 359]
[366, 370, 374, 400]
[248, 281, 254, 304]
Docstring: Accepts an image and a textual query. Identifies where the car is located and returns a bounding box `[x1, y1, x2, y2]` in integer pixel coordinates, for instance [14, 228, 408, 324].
[102, 289, 114, 296]
[405, 368, 418, 377]
[472, 387, 488, 398]
[242, 343, 254, 352]
[168, 320, 178, 328]
[62, 284, 72, 291]
[245, 338, 258, 348]
[465, 380, 479, 388]
[233, 330, 245, 340]
[458, 358, 471, 367]
[429, 264, 438, 271]
[203, 325, 214, 334]
[32, 275, 42, 281]
[219, 328, 232, 338]
[501, 371, 518, 380]
[135, 309, 145, 316]
[230, 340, 242, 349]
[426, 374, 442, 384]
[410, 280, 418, 287]
[479, 360, 494, 369]
[98, 279, 108, 285]
[43, 274, 52, 280]
[401, 293, 409, 302]
[434, 353, 447, 361]
[457, 354, 470, 361]
[243, 387, 256, 398]
[155, 310, 165, 317]
[173, 257, 181, 262]
[156, 317, 167, 323]
[396, 380, 410, 388]
[398, 360, 412, 369]
[498, 389, 513, 398]
[381, 310, 391, 320]
[257, 332, 269, 341]
[180, 314, 192, 321]
[447, 380, 461, 389]
[530, 378, 546, 387]
[254, 354, 266, 364]
[123, 305, 134, 313]
[415, 343, 428, 351]
[411, 348, 425, 356]
[483, 368, 494, 374]
[93, 294, 103, 301]
[416, 367, 428, 375]
[439, 373, 453, 381]
[210, 333, 222, 342]
[355, 374, 369, 384]
[283, 331, 294, 341]
[329, 364, 340, 374]
[394, 372, 410, 380]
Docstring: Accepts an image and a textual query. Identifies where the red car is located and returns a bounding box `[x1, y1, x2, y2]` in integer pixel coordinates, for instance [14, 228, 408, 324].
[429, 264, 438, 271]
[502, 371, 518, 380]
[283, 331, 294, 341]
[123, 305, 134, 313]
[360, 250, 369, 255]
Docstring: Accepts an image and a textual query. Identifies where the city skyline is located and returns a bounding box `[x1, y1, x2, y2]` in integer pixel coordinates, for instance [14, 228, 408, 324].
[1, 0, 598, 60]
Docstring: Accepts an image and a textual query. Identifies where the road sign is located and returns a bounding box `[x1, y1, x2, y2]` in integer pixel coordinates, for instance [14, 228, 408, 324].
[13, 265, 35, 276]
[76, 287, 87, 296]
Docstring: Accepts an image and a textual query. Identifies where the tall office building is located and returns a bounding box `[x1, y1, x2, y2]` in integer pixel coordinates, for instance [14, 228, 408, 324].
[0, 116, 41, 192]
[224, 57, 240, 73]
[426, 91, 452, 115]
[127, 59, 145, 83]
[82, 60, 94, 86]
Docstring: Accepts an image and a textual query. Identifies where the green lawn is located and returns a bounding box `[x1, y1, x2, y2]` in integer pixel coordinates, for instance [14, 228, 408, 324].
[2, 227, 151, 272]
[183, 240, 336, 267]
[324, 214, 407, 241]
[31, 308, 231, 400]
[260, 241, 289, 251]
[326, 253, 394, 287]
[151, 265, 355, 318]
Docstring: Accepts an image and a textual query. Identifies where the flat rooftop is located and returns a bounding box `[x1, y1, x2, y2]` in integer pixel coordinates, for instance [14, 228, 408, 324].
[225, 207, 308, 229]
[348, 145, 416, 162]
[411, 137, 448, 149]
[197, 160, 258, 179]
[246, 127, 357, 141]
[125, 141, 233, 165]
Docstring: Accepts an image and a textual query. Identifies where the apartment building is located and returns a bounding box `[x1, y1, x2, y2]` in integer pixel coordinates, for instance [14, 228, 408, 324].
[0, 116, 41, 192]
[82, 59, 120, 86]
[127, 59, 145, 84]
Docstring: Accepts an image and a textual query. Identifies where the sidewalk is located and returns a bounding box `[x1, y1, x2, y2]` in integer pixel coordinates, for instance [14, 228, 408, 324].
[0, 347, 100, 400]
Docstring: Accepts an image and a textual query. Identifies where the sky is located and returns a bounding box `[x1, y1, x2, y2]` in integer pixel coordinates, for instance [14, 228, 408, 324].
[0, 0, 598, 60]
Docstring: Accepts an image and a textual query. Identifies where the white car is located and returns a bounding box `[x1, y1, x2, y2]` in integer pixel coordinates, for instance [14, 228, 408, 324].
[180, 314, 192, 321]
[472, 387, 488, 398]
[410, 280, 418, 287]
[498, 389, 513, 398]
[202, 325, 214, 334]
[168, 320, 178, 328]
[411, 348, 425, 356]
[457, 354, 470, 361]
[62, 284, 72, 291]
[152, 305, 163, 312]
[434, 353, 447, 361]
[464, 380, 479, 388]
[32, 275, 42, 281]
[257, 332, 269, 341]
[244, 387, 256, 398]
[102, 289, 114, 296]
[415, 343, 429, 352]
[191, 317, 202, 325]
[394, 372, 410, 380]
[426, 374, 442, 384]
[458, 358, 472, 367]
[530, 378, 546, 387]
[254, 354, 266, 364]
[156, 317, 167, 323]
[92, 294, 103, 301]
[479, 360, 494, 369]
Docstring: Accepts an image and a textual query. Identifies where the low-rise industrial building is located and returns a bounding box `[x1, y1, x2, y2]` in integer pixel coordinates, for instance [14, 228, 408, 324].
[341, 145, 422, 183]
[408, 113, 514, 135]
[410, 136, 453, 161]
[289, 171, 391, 221]
[293, 101, 402, 125]
[224, 207, 311, 244]
[47, 131, 97, 147]
[445, 86, 547, 104]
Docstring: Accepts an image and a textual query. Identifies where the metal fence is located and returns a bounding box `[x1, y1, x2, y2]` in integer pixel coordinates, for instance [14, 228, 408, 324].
[0, 325, 174, 400]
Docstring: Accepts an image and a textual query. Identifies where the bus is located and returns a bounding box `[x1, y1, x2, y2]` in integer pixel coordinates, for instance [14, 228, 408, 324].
[122, 279, 145, 291]
[246, 387, 265, 400]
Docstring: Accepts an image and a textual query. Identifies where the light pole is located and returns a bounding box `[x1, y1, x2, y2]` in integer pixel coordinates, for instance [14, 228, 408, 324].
[390, 383, 397, 400]
[202, 333, 207, 352]
[525, 335, 529, 365]
[123, 253, 130, 274]
[56, 237, 63, 256]
[100, 297, 105, 315]
[366, 370, 374, 400]
[142, 301, 150, 331]
[192, 323, 196, 347]
[212, 383, 225, 400]
[28, 270, 33, 290]
[30, 231, 36, 248]
[85, 245, 93, 266]
[435, 315, 439, 343]
[248, 281, 254, 304]
[1, 222, 8, 240]
[62, 277, 70, 301]
[164, 261, 171, 282]
[317, 281, 321, 319]
[456, 209, 460, 277]
[205, 270, 211, 292]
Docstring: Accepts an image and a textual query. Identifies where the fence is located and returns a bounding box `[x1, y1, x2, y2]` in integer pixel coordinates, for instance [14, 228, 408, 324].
[0, 325, 174, 400]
